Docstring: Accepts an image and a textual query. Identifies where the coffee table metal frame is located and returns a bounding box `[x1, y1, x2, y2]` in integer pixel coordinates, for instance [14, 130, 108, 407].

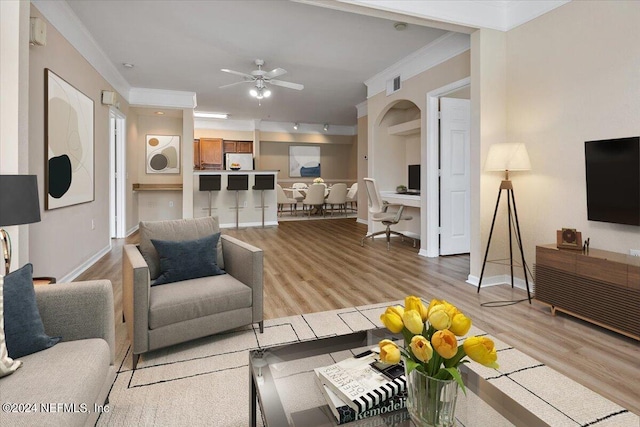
[249, 328, 549, 427]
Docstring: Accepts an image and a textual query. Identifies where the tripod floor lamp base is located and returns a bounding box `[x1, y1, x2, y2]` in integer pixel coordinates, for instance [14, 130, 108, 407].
[476, 179, 532, 304]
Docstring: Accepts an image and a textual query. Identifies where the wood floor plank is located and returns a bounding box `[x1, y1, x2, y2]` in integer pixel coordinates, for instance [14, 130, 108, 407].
[77, 218, 639, 415]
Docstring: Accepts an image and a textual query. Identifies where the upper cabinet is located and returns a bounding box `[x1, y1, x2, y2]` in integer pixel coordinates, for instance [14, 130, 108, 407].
[224, 140, 253, 154]
[198, 138, 223, 170]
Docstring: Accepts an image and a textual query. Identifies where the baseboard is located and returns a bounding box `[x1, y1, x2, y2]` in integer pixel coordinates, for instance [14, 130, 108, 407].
[356, 218, 368, 225]
[467, 274, 532, 291]
[59, 243, 113, 283]
[126, 224, 139, 237]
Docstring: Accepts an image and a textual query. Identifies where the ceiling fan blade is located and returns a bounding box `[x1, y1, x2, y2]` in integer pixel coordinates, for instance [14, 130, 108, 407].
[219, 80, 252, 89]
[221, 68, 255, 79]
[264, 67, 287, 79]
[269, 79, 304, 90]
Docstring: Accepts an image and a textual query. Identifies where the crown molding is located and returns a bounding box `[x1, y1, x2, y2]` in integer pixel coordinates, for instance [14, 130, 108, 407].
[364, 31, 470, 98]
[129, 88, 197, 109]
[338, 0, 569, 32]
[356, 101, 368, 118]
[32, 0, 131, 99]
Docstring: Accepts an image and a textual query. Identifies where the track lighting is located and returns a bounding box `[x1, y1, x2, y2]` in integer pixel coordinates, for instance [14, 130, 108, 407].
[293, 123, 299, 130]
[323, 124, 329, 132]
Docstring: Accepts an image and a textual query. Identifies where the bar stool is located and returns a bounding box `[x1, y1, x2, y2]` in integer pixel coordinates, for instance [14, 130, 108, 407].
[227, 174, 248, 229]
[199, 175, 221, 216]
[252, 175, 275, 228]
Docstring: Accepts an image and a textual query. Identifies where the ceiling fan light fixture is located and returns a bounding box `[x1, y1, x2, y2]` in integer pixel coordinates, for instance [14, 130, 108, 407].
[263, 89, 271, 98]
[249, 88, 258, 97]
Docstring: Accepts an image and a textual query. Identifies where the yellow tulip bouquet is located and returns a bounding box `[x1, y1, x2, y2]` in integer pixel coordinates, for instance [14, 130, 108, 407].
[378, 296, 499, 392]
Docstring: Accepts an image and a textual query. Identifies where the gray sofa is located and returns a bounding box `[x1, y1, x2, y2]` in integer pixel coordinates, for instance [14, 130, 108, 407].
[123, 216, 263, 369]
[0, 280, 116, 427]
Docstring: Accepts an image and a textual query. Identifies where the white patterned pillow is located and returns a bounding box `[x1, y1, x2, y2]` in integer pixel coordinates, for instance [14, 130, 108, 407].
[0, 275, 22, 377]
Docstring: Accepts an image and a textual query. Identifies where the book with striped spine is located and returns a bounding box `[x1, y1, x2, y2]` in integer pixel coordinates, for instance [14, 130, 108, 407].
[313, 350, 406, 413]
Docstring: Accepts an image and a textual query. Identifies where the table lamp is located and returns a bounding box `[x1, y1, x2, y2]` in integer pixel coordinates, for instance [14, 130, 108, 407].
[477, 143, 532, 303]
[0, 175, 41, 275]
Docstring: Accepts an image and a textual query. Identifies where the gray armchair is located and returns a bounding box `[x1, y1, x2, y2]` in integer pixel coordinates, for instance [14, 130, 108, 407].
[122, 216, 263, 369]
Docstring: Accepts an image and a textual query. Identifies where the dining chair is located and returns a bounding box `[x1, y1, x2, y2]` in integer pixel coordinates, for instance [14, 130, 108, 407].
[346, 183, 358, 212]
[276, 184, 298, 216]
[302, 184, 326, 217]
[324, 183, 348, 216]
[361, 177, 415, 250]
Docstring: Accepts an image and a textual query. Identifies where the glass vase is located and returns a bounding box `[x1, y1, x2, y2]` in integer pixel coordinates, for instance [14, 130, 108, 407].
[404, 366, 459, 427]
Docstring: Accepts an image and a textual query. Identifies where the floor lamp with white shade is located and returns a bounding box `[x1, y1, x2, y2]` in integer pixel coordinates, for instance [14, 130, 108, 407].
[477, 143, 532, 303]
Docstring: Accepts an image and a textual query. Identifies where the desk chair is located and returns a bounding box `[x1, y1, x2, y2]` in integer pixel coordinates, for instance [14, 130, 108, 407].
[361, 177, 415, 250]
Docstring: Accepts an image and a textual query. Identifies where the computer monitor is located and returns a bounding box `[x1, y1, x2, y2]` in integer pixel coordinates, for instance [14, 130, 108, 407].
[408, 164, 420, 191]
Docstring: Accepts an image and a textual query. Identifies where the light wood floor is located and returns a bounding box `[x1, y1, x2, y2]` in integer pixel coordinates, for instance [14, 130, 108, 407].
[77, 218, 640, 415]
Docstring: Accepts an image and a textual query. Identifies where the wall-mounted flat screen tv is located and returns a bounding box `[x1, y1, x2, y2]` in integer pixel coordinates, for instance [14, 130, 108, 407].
[584, 136, 640, 226]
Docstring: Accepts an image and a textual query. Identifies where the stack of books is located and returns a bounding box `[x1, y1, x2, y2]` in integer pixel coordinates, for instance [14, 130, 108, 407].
[314, 349, 407, 425]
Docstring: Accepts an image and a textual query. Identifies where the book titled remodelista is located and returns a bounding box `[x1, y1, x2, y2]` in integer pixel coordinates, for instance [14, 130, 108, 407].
[314, 350, 406, 413]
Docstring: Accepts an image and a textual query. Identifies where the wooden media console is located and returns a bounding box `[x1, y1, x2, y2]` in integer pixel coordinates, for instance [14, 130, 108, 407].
[535, 244, 640, 340]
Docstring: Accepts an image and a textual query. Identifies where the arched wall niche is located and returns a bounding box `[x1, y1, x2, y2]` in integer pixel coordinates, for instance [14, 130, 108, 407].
[371, 99, 422, 191]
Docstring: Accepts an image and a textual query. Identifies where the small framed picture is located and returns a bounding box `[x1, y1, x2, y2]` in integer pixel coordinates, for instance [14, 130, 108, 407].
[557, 228, 582, 250]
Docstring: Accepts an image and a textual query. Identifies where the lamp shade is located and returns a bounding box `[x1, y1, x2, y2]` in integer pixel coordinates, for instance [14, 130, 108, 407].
[0, 175, 41, 227]
[484, 143, 531, 172]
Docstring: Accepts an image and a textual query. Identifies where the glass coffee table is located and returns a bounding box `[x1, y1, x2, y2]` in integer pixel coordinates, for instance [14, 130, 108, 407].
[249, 328, 549, 426]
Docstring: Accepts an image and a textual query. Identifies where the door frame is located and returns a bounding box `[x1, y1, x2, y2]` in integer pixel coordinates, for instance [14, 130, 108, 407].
[109, 108, 126, 238]
[421, 77, 470, 258]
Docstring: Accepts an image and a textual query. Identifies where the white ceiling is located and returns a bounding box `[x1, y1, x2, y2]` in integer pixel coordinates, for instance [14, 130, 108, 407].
[63, 0, 449, 126]
[40, 1, 567, 128]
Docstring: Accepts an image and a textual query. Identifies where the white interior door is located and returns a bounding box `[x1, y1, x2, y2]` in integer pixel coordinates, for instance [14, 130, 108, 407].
[439, 98, 470, 255]
[109, 109, 126, 238]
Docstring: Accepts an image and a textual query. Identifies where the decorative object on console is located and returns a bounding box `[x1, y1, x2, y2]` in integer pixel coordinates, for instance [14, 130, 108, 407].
[556, 228, 583, 250]
[0, 175, 41, 275]
[146, 135, 180, 174]
[45, 69, 95, 210]
[477, 142, 533, 303]
[396, 185, 407, 194]
[378, 296, 499, 427]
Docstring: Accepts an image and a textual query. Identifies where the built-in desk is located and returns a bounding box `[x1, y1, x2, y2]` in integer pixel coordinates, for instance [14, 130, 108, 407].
[379, 191, 421, 239]
[193, 171, 278, 228]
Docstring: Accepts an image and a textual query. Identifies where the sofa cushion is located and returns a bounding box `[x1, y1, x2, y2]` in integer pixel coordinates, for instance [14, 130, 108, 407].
[0, 338, 110, 427]
[140, 217, 224, 280]
[3, 264, 60, 358]
[0, 275, 22, 378]
[152, 232, 225, 286]
[148, 274, 252, 330]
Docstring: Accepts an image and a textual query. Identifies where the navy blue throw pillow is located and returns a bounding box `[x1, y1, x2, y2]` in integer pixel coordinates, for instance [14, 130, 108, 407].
[151, 232, 225, 286]
[3, 263, 61, 358]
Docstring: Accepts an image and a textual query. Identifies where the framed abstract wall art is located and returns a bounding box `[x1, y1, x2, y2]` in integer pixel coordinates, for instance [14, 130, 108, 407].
[45, 69, 95, 210]
[146, 135, 181, 174]
[289, 145, 320, 177]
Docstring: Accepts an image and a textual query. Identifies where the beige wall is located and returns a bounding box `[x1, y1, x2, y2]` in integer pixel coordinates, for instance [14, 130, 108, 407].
[470, 28, 509, 280]
[28, 4, 131, 280]
[132, 111, 183, 184]
[503, 1, 640, 272]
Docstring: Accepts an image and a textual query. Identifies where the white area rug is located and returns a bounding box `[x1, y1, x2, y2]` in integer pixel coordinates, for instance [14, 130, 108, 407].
[97, 302, 638, 426]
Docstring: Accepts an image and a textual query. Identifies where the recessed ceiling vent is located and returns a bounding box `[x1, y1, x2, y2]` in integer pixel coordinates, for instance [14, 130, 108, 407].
[386, 75, 401, 95]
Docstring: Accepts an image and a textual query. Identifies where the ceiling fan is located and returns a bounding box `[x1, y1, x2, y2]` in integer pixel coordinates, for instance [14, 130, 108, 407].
[219, 59, 304, 99]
